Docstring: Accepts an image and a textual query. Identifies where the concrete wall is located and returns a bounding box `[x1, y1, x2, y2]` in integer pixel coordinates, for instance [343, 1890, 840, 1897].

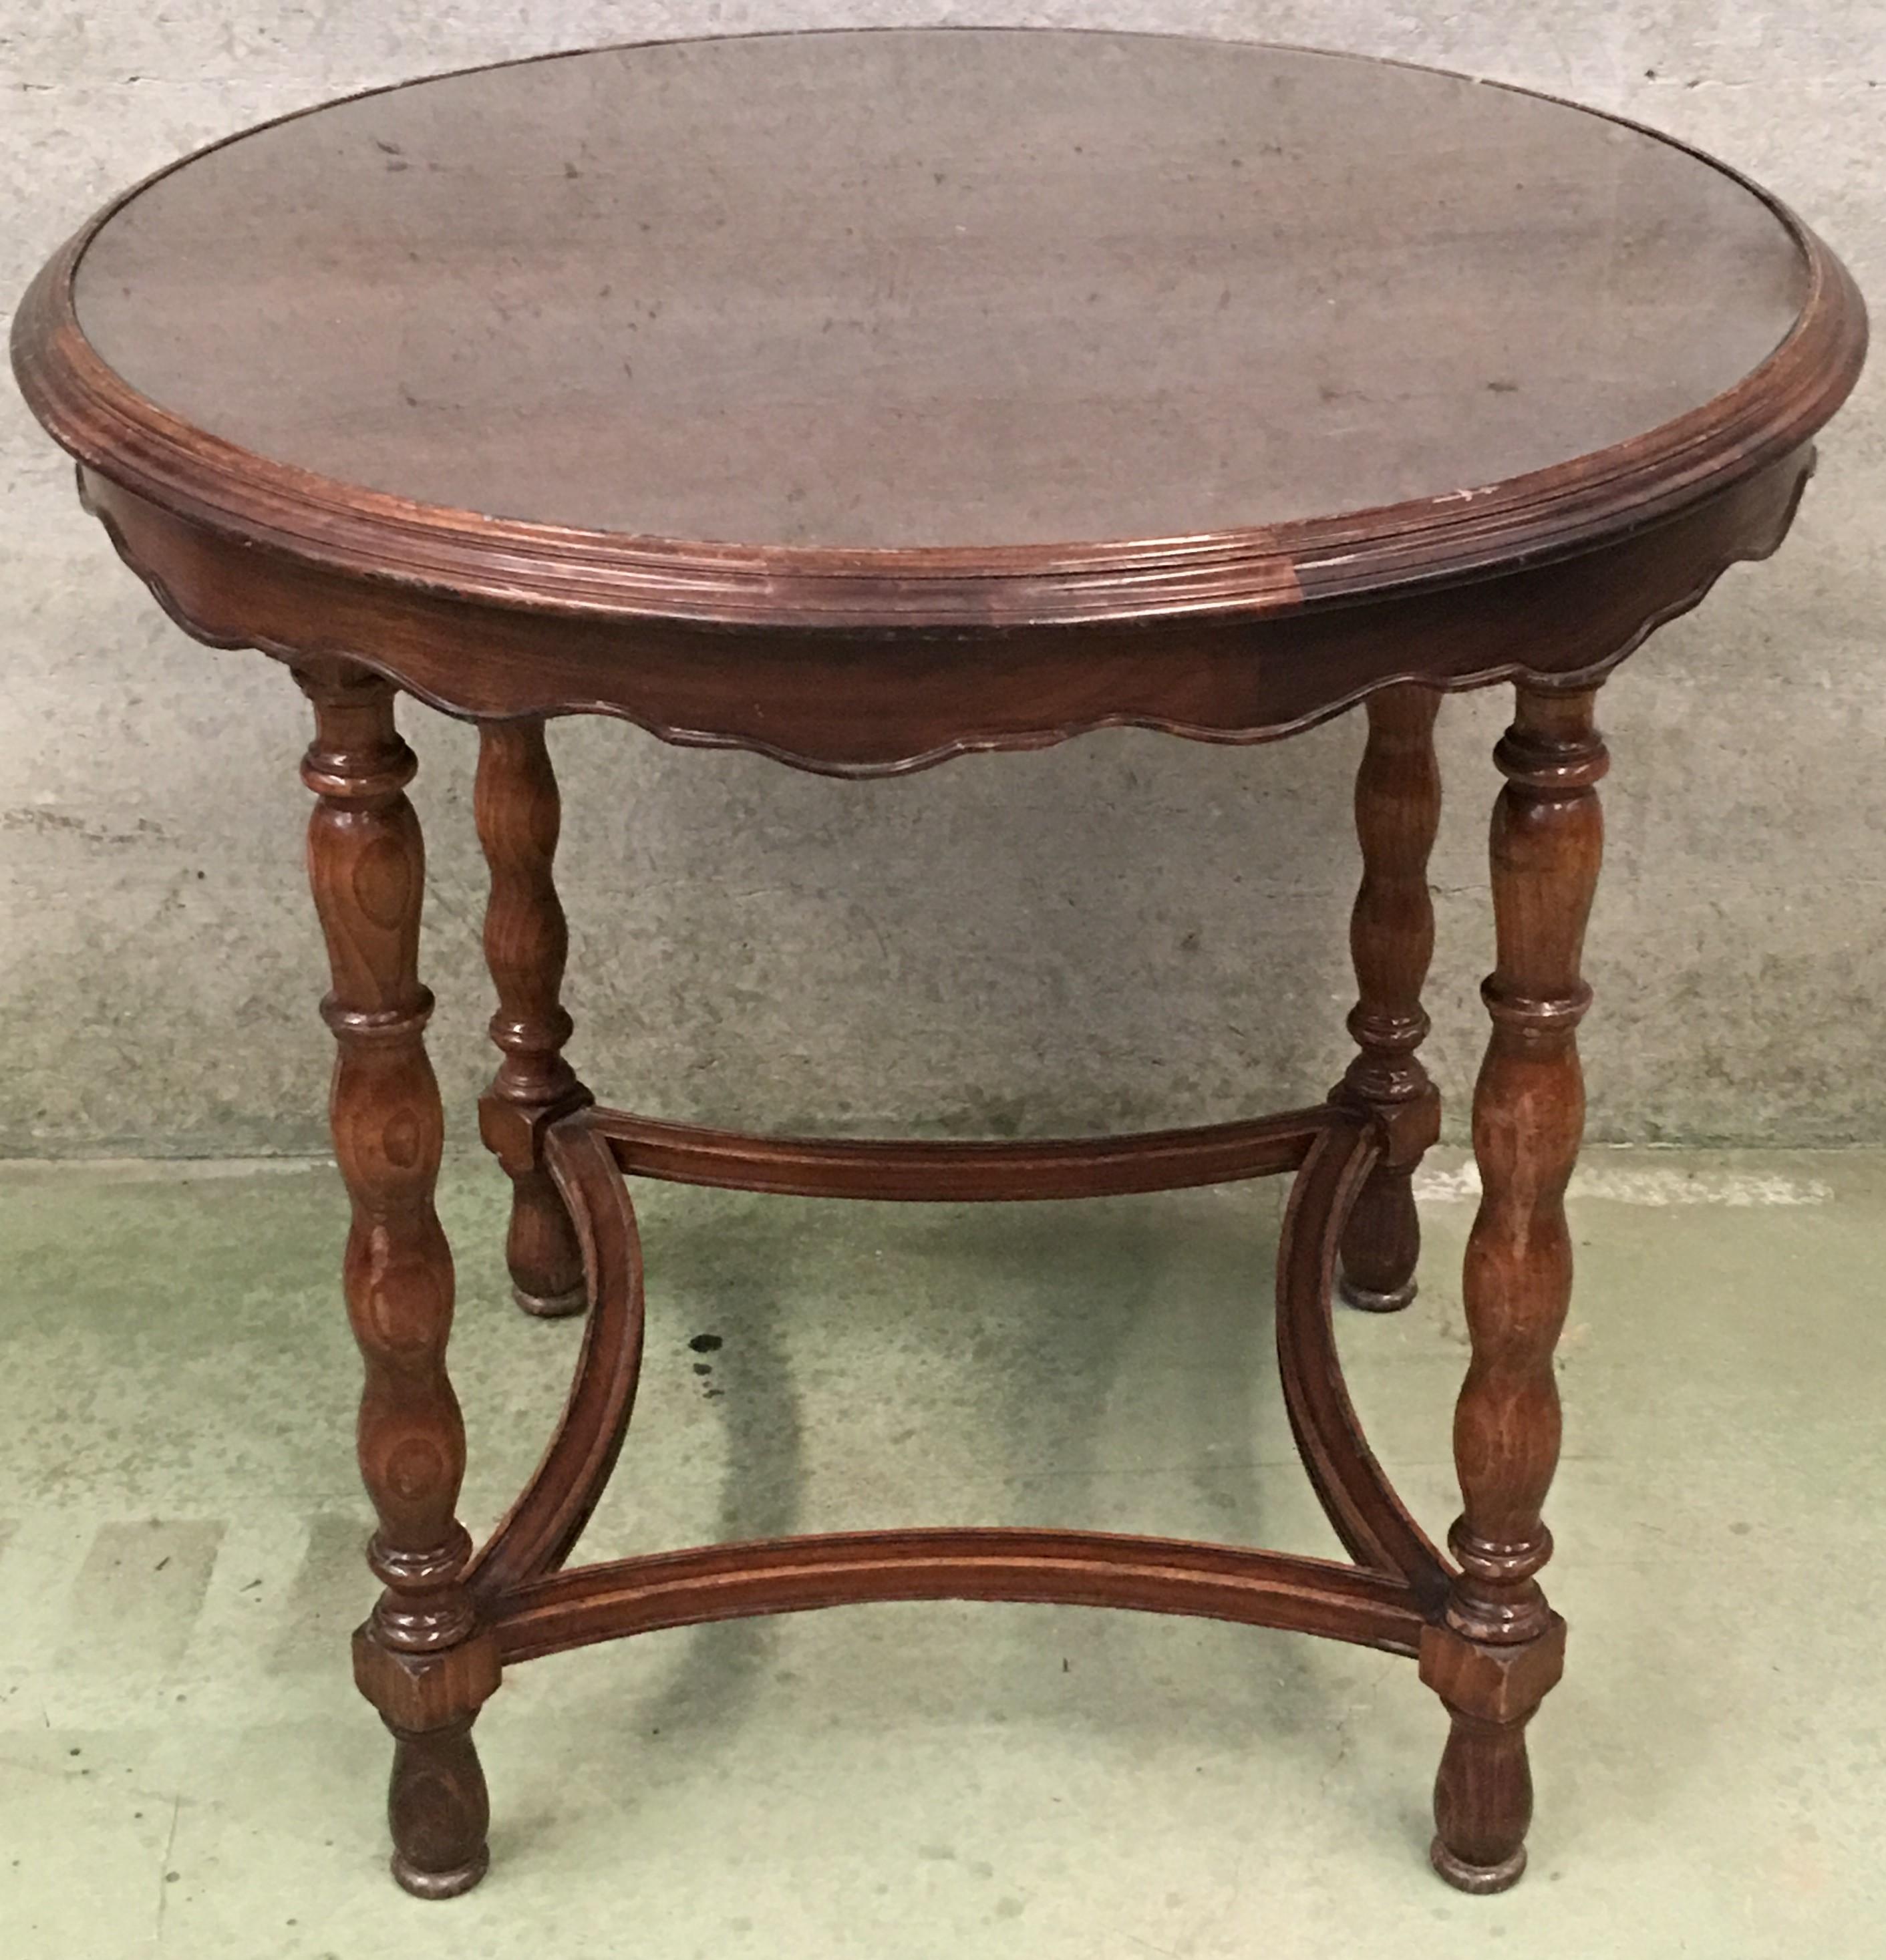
[3, 3, 1881, 1158]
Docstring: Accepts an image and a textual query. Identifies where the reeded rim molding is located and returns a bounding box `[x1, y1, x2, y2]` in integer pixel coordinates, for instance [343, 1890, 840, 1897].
[77, 451, 1811, 779]
[9, 31, 1869, 631]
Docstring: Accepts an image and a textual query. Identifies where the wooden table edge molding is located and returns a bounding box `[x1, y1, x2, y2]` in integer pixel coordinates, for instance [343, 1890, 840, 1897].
[12, 167, 1867, 631]
[9, 26, 1869, 1906]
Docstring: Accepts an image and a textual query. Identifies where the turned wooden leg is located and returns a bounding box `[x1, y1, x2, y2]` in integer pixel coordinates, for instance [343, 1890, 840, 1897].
[475, 719, 591, 1318]
[385, 1718, 491, 1899]
[1336, 685, 1442, 1311]
[1422, 683, 1605, 1893]
[296, 659, 500, 1899]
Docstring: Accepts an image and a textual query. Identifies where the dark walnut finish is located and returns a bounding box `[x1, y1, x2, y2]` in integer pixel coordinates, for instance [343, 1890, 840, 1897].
[292, 659, 498, 1897]
[474, 720, 591, 1317]
[1335, 686, 1443, 1313]
[9, 28, 1866, 1903]
[1423, 685, 1606, 1892]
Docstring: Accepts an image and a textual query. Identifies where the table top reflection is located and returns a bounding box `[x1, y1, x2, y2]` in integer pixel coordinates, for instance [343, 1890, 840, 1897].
[65, 29, 1819, 555]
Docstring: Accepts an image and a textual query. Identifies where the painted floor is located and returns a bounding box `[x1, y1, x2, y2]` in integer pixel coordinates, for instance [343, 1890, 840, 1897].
[0, 1146, 1880, 1958]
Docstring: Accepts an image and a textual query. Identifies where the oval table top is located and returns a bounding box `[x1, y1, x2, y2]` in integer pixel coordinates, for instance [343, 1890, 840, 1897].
[12, 27, 1866, 629]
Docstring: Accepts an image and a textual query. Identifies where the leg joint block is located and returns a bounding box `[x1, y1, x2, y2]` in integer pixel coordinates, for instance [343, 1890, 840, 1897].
[1419, 1615, 1566, 1725]
[478, 1087, 593, 1178]
[353, 1625, 502, 1732]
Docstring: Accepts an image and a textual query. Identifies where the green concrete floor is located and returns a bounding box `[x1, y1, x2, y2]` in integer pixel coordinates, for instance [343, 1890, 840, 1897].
[1, 1147, 1881, 1957]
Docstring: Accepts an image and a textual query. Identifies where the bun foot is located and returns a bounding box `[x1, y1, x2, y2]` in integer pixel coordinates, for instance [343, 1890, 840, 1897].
[1430, 1836, 1527, 1894]
[386, 1714, 491, 1900]
[1338, 1270, 1417, 1313]
[512, 1278, 587, 1319]
[392, 1844, 490, 1899]
[1335, 1160, 1423, 1314]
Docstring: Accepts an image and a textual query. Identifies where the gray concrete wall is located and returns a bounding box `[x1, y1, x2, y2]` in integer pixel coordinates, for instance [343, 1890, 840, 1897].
[3, 3, 1881, 1158]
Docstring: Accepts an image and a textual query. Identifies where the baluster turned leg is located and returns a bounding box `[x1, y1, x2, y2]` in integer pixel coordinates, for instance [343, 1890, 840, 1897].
[476, 720, 591, 1317]
[295, 659, 500, 1899]
[1422, 684, 1606, 1893]
[1337, 685, 1442, 1311]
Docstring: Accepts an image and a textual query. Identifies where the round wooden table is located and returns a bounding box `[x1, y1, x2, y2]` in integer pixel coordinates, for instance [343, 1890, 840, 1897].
[11, 27, 1866, 1901]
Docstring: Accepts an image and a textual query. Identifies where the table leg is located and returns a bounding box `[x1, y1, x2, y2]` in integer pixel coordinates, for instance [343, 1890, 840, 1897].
[475, 719, 590, 1317]
[295, 658, 500, 1899]
[1338, 685, 1442, 1311]
[1422, 683, 1605, 1892]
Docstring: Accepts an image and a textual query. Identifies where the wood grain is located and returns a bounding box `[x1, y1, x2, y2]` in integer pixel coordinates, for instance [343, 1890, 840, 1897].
[490, 1527, 1427, 1664]
[70, 452, 1817, 775]
[1426, 684, 1607, 1893]
[9, 27, 1868, 1904]
[1275, 1112, 1450, 1610]
[468, 1114, 645, 1601]
[11, 33, 1863, 633]
[295, 658, 497, 1899]
[593, 1104, 1328, 1200]
[475, 719, 590, 1317]
[1335, 685, 1443, 1311]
